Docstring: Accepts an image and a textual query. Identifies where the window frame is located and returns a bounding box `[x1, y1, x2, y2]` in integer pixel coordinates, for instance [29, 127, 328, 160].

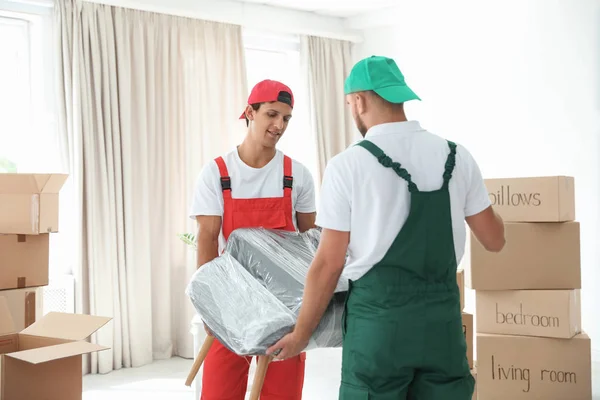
[243, 27, 300, 53]
[0, 1, 53, 17]
[0, 13, 32, 172]
[241, 28, 321, 201]
[0, 3, 69, 280]
[0, 4, 59, 174]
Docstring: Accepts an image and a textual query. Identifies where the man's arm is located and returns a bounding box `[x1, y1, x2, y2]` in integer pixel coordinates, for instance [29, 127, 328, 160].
[297, 212, 316, 232]
[267, 155, 351, 359]
[292, 228, 349, 339]
[461, 146, 505, 252]
[189, 161, 223, 267]
[189, 160, 224, 338]
[195, 215, 222, 268]
[466, 206, 505, 252]
[266, 227, 349, 359]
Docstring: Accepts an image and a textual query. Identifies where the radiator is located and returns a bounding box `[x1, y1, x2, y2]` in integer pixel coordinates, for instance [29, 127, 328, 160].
[42, 274, 75, 315]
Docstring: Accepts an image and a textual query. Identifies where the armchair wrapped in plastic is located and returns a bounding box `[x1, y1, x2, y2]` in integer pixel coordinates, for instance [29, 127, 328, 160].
[185, 228, 347, 356]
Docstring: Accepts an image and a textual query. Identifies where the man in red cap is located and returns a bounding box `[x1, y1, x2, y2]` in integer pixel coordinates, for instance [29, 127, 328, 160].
[189, 79, 317, 399]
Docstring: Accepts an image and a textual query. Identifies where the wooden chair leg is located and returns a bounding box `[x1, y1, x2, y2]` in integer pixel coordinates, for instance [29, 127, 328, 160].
[185, 335, 215, 386]
[249, 355, 273, 400]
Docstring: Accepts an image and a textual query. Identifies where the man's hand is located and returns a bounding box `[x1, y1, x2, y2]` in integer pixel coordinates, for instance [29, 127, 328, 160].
[266, 331, 309, 361]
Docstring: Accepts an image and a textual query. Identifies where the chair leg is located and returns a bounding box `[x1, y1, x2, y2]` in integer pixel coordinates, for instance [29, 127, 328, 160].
[249, 355, 273, 400]
[185, 335, 215, 386]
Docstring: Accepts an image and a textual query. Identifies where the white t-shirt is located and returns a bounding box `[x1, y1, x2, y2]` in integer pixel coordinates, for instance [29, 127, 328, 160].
[189, 148, 317, 251]
[316, 120, 491, 281]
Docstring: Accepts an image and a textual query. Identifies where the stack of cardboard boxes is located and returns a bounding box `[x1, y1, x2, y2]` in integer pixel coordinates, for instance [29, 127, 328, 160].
[467, 176, 592, 399]
[457, 268, 477, 399]
[0, 173, 112, 400]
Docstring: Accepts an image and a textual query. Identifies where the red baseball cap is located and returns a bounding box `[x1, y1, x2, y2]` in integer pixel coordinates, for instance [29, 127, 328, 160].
[239, 79, 295, 119]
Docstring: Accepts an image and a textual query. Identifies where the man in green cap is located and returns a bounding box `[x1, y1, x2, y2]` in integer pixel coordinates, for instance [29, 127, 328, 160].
[267, 55, 505, 399]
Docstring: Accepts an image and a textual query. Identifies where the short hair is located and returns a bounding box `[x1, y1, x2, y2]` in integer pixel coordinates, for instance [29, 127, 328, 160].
[244, 103, 262, 127]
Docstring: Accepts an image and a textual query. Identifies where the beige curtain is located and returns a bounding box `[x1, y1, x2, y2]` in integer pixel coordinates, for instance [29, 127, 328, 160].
[300, 35, 357, 182]
[55, 0, 248, 374]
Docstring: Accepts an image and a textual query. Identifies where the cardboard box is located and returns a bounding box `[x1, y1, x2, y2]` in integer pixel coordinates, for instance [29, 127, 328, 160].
[476, 289, 581, 339]
[0, 297, 111, 400]
[477, 332, 591, 400]
[462, 312, 473, 369]
[457, 269, 465, 310]
[0, 234, 49, 290]
[471, 366, 477, 400]
[0, 288, 42, 331]
[468, 222, 580, 290]
[0, 173, 68, 235]
[485, 176, 575, 222]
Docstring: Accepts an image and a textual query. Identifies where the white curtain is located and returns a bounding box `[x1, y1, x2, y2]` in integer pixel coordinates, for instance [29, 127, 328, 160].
[300, 35, 357, 182]
[55, 0, 248, 374]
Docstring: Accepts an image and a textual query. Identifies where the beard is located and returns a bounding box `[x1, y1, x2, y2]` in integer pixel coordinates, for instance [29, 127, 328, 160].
[354, 114, 368, 137]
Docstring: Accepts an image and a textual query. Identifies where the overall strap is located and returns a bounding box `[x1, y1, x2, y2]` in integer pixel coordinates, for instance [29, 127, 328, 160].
[356, 140, 419, 193]
[283, 155, 293, 198]
[442, 141, 457, 189]
[214, 157, 232, 200]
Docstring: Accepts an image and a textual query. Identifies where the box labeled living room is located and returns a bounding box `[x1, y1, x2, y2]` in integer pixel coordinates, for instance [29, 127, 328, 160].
[477, 332, 592, 400]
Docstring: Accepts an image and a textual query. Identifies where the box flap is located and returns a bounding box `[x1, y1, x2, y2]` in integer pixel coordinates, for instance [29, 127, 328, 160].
[0, 174, 68, 194]
[6, 341, 108, 364]
[0, 296, 16, 335]
[40, 174, 68, 193]
[21, 312, 111, 340]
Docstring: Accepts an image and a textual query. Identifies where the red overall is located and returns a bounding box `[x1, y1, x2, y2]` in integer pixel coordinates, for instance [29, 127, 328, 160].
[201, 154, 306, 400]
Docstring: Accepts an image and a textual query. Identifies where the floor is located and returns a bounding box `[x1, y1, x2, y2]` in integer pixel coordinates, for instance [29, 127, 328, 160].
[83, 348, 344, 400]
[83, 350, 600, 400]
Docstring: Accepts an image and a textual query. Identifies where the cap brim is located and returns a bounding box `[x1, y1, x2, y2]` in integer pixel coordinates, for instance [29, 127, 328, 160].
[374, 85, 421, 104]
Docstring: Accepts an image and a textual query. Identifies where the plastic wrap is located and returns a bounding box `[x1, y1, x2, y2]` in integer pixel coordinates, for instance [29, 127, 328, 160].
[185, 227, 346, 356]
[186, 252, 297, 355]
[306, 291, 345, 350]
[227, 227, 348, 313]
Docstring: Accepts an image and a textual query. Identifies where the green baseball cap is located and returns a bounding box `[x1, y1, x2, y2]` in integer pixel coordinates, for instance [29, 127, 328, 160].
[344, 55, 420, 104]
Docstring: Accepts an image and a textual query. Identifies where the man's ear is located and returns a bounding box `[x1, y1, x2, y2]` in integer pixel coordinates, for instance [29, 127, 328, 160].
[245, 105, 255, 121]
[355, 93, 368, 115]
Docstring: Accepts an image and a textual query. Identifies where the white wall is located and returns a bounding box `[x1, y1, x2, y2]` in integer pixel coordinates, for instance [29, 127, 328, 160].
[352, 0, 600, 359]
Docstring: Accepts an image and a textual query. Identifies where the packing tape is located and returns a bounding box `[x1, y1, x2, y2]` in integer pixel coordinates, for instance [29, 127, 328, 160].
[25, 291, 36, 328]
[17, 277, 26, 289]
[31, 194, 39, 234]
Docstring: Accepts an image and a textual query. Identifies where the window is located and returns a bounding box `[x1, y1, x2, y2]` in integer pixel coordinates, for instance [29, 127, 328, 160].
[243, 29, 321, 200]
[0, 4, 69, 280]
[0, 15, 31, 172]
[0, 7, 60, 173]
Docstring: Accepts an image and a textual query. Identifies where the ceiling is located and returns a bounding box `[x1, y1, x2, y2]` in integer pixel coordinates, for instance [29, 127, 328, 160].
[230, 0, 398, 18]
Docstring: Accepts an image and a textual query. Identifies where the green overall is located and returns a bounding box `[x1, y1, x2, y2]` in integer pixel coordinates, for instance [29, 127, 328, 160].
[339, 140, 474, 400]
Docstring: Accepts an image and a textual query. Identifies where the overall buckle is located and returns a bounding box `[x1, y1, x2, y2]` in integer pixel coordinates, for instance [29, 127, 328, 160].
[283, 175, 293, 189]
[220, 177, 231, 191]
